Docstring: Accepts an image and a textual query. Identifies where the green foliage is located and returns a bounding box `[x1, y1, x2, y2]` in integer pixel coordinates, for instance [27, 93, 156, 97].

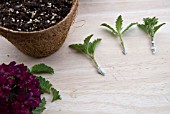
[154, 23, 166, 34]
[51, 88, 61, 102]
[36, 76, 52, 94]
[69, 34, 101, 58]
[84, 34, 93, 45]
[116, 15, 123, 33]
[31, 63, 54, 74]
[88, 39, 101, 56]
[137, 24, 146, 32]
[26, 63, 61, 114]
[32, 98, 46, 114]
[101, 23, 118, 35]
[138, 17, 165, 38]
[101, 15, 137, 55]
[69, 34, 104, 76]
[101, 15, 137, 35]
[122, 22, 138, 34]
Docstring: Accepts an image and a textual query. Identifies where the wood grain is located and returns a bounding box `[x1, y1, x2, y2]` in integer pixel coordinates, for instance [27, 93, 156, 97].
[0, 0, 170, 114]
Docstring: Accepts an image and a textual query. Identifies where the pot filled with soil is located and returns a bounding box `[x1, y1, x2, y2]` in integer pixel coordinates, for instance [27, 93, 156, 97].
[0, 0, 78, 58]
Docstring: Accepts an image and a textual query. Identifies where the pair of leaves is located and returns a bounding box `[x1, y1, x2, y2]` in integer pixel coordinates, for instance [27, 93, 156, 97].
[101, 15, 137, 36]
[69, 34, 101, 58]
[36, 76, 61, 102]
[138, 17, 166, 38]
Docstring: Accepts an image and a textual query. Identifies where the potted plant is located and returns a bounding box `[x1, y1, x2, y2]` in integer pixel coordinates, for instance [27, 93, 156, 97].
[0, 0, 78, 58]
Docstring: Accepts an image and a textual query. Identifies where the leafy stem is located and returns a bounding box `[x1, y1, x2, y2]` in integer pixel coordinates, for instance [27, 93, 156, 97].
[69, 34, 105, 76]
[101, 15, 137, 55]
[138, 17, 166, 54]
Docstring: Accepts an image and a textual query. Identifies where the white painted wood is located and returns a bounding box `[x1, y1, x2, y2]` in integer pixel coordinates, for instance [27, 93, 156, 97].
[0, 0, 170, 114]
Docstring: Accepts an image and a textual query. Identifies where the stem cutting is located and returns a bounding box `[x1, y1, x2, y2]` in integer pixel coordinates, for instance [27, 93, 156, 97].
[69, 34, 105, 76]
[101, 15, 137, 55]
[138, 17, 166, 54]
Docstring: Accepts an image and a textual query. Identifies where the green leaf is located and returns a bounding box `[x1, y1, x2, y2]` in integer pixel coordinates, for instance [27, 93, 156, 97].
[31, 63, 54, 74]
[69, 35, 101, 56]
[138, 17, 165, 38]
[84, 34, 93, 45]
[101, 23, 118, 35]
[154, 23, 166, 34]
[32, 98, 46, 114]
[145, 17, 158, 26]
[51, 88, 61, 102]
[138, 24, 147, 32]
[152, 17, 158, 25]
[88, 39, 102, 56]
[69, 44, 86, 54]
[122, 23, 137, 34]
[36, 76, 52, 94]
[116, 15, 123, 33]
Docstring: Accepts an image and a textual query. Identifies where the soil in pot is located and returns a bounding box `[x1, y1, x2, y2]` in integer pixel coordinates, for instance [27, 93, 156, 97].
[0, 0, 73, 32]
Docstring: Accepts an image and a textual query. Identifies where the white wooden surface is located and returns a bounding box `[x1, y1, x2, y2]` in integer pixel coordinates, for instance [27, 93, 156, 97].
[0, 0, 170, 114]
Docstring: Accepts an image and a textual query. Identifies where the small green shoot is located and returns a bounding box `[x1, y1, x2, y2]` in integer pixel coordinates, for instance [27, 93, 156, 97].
[101, 15, 137, 55]
[69, 34, 105, 76]
[138, 17, 166, 54]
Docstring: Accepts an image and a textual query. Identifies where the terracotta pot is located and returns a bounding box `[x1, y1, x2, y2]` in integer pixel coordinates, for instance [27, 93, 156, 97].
[0, 0, 78, 58]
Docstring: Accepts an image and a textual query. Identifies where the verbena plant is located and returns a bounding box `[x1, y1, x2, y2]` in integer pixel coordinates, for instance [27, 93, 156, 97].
[138, 17, 165, 54]
[101, 15, 137, 55]
[69, 34, 105, 76]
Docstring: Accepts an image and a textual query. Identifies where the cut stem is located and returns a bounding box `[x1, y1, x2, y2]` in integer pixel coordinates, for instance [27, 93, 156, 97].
[119, 34, 127, 55]
[90, 56, 105, 76]
[151, 37, 156, 54]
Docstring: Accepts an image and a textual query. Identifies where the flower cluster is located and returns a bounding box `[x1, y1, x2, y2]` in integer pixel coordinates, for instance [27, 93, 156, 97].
[0, 61, 41, 114]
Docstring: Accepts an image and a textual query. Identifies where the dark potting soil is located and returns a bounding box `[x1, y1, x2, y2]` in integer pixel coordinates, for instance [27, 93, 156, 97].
[0, 0, 73, 32]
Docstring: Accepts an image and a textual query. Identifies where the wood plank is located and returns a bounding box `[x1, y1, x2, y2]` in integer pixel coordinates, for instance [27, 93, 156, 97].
[0, 0, 170, 114]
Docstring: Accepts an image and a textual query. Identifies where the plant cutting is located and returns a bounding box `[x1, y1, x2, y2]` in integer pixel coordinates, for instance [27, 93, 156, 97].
[138, 17, 166, 54]
[69, 34, 105, 76]
[0, 0, 78, 58]
[101, 15, 137, 55]
[0, 62, 61, 114]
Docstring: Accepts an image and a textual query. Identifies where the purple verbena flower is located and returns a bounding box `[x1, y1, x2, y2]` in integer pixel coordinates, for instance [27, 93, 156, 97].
[0, 61, 41, 114]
